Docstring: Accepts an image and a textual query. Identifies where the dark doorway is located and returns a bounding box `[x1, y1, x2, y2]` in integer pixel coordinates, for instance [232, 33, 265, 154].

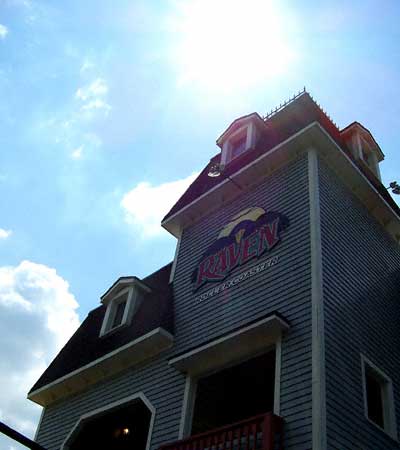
[69, 399, 152, 450]
[191, 350, 276, 435]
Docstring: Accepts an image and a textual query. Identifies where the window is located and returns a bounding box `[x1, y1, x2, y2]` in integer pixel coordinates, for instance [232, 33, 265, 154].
[361, 355, 397, 439]
[191, 351, 276, 434]
[218, 114, 267, 167]
[221, 122, 257, 166]
[63, 393, 155, 450]
[99, 277, 151, 338]
[111, 295, 128, 329]
[230, 133, 247, 159]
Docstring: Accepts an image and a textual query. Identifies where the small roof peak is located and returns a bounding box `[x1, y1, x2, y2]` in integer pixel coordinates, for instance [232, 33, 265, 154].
[340, 121, 384, 160]
[216, 112, 265, 147]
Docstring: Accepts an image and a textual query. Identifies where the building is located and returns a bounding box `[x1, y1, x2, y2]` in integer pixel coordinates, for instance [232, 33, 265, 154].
[28, 91, 400, 450]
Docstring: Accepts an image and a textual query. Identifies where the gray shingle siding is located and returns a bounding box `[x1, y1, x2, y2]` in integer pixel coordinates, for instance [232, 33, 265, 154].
[36, 355, 186, 450]
[36, 155, 313, 450]
[319, 158, 400, 449]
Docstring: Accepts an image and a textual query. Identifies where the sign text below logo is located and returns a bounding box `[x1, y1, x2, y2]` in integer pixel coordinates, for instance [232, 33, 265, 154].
[195, 255, 279, 303]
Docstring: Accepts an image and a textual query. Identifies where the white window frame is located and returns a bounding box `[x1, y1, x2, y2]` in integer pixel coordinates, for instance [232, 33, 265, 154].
[99, 286, 135, 337]
[361, 354, 397, 440]
[178, 340, 282, 439]
[61, 392, 156, 450]
[351, 132, 381, 180]
[221, 122, 257, 167]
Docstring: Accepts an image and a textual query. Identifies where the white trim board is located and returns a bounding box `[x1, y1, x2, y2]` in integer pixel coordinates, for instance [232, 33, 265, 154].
[169, 235, 182, 284]
[28, 327, 174, 407]
[178, 375, 197, 439]
[177, 341, 281, 440]
[61, 392, 156, 450]
[169, 315, 289, 375]
[273, 336, 282, 416]
[33, 407, 45, 442]
[162, 122, 318, 236]
[308, 148, 327, 450]
[162, 121, 400, 242]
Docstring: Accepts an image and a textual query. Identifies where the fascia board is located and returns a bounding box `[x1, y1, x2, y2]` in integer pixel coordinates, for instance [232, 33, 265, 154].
[28, 327, 174, 407]
[162, 122, 400, 241]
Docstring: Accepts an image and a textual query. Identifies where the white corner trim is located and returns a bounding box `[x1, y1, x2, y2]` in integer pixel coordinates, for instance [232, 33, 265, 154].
[314, 123, 398, 226]
[273, 337, 282, 416]
[28, 327, 174, 401]
[308, 148, 327, 450]
[178, 375, 197, 439]
[169, 236, 182, 284]
[61, 392, 156, 450]
[33, 407, 45, 442]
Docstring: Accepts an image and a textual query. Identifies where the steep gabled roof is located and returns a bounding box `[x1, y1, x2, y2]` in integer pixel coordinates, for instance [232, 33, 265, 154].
[29, 263, 174, 395]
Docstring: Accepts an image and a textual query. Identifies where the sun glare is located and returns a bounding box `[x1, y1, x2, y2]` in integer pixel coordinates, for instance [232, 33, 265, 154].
[170, 0, 295, 92]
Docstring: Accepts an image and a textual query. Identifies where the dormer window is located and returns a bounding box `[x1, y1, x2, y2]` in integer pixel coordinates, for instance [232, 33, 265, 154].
[99, 277, 151, 337]
[217, 113, 267, 167]
[340, 122, 384, 181]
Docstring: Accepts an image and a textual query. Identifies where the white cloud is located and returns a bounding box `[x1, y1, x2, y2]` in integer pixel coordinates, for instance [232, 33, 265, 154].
[81, 98, 111, 113]
[80, 59, 95, 74]
[75, 78, 108, 101]
[121, 172, 198, 237]
[75, 78, 111, 117]
[0, 24, 8, 39]
[71, 145, 83, 159]
[0, 228, 12, 239]
[0, 260, 80, 444]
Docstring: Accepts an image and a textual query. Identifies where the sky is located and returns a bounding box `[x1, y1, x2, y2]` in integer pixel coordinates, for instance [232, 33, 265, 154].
[0, 0, 399, 448]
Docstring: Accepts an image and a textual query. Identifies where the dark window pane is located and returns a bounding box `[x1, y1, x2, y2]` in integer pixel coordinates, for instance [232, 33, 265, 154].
[112, 300, 127, 328]
[70, 400, 151, 450]
[366, 370, 384, 428]
[191, 350, 275, 434]
[231, 134, 247, 159]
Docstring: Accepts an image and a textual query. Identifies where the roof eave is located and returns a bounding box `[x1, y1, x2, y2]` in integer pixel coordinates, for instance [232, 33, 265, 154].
[28, 327, 174, 407]
[162, 121, 400, 241]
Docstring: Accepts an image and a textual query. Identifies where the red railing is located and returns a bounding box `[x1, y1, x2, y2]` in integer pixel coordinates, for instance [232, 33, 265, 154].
[160, 413, 283, 450]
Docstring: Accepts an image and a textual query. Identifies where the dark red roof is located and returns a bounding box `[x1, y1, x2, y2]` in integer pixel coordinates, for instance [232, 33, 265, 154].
[162, 92, 399, 223]
[29, 263, 174, 394]
[162, 92, 343, 223]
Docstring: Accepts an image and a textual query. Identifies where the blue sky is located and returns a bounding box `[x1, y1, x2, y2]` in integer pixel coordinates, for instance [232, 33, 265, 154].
[0, 0, 399, 448]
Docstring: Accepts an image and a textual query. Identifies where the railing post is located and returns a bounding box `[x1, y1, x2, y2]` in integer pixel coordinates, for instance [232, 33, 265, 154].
[279, 417, 284, 450]
[262, 414, 273, 450]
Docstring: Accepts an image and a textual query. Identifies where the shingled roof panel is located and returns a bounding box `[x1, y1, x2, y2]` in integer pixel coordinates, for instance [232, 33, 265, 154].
[29, 262, 174, 394]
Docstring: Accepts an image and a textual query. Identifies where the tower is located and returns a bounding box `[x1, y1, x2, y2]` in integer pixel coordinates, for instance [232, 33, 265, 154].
[29, 91, 400, 450]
